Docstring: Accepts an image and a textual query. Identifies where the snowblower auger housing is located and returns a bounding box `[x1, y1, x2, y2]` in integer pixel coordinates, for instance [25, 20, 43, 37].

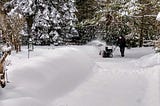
[102, 47, 113, 58]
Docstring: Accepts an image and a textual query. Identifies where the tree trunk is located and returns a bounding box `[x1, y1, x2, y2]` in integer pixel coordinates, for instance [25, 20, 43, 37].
[139, 15, 144, 47]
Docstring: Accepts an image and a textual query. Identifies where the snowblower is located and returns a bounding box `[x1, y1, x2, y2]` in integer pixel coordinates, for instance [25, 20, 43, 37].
[99, 45, 117, 58]
[101, 46, 113, 58]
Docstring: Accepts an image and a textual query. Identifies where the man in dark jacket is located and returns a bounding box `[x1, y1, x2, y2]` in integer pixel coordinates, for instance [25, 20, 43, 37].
[117, 35, 126, 57]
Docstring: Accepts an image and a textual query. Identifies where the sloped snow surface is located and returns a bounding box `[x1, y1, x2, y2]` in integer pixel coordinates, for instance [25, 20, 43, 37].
[0, 42, 159, 106]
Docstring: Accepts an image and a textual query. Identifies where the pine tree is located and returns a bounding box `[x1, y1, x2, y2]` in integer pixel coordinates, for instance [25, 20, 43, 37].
[120, 0, 160, 47]
[6, 0, 79, 45]
[76, 0, 98, 22]
[31, 0, 61, 44]
[96, 0, 160, 47]
[59, 0, 78, 40]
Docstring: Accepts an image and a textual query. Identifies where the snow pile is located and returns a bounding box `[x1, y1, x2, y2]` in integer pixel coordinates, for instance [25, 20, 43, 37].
[2, 47, 95, 106]
[136, 53, 160, 68]
[1, 44, 12, 52]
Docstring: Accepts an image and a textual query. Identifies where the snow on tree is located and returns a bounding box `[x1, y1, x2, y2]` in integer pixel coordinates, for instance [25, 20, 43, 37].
[59, 0, 78, 40]
[31, 1, 61, 43]
[0, 1, 25, 53]
[120, 0, 160, 47]
[156, 12, 160, 21]
[97, 0, 160, 47]
[5, 0, 79, 45]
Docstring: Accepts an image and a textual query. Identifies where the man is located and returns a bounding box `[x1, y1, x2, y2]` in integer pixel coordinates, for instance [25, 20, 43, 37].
[117, 35, 126, 57]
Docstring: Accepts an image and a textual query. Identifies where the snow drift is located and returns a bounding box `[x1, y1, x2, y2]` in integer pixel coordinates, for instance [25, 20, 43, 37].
[1, 47, 95, 106]
[136, 52, 160, 68]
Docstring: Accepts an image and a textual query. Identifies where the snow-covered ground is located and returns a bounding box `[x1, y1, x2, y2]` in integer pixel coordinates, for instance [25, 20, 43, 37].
[0, 42, 160, 106]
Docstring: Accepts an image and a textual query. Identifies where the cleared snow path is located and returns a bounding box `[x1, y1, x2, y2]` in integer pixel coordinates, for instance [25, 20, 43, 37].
[0, 45, 160, 106]
[52, 46, 160, 106]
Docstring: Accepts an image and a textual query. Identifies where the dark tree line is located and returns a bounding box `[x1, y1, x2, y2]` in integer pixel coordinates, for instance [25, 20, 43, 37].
[76, 0, 160, 47]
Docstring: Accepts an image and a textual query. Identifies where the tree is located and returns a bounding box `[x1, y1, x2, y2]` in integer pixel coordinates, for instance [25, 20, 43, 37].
[6, 0, 79, 45]
[59, 0, 78, 40]
[9, 14, 25, 52]
[96, 0, 160, 47]
[119, 0, 160, 47]
[76, 0, 98, 22]
[0, 1, 25, 52]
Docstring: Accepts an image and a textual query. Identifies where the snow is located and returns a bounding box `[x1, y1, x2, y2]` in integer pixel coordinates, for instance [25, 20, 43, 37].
[1, 45, 12, 52]
[156, 12, 160, 21]
[7, 0, 78, 39]
[0, 41, 160, 106]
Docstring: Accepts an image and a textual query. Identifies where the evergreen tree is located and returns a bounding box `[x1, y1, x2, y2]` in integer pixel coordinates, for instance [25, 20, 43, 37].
[96, 0, 160, 47]
[59, 0, 78, 39]
[76, 0, 98, 22]
[32, 0, 61, 44]
[119, 0, 160, 47]
[6, 0, 78, 45]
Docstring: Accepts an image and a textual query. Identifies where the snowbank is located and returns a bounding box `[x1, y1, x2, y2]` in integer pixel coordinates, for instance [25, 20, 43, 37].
[136, 53, 160, 68]
[1, 47, 95, 106]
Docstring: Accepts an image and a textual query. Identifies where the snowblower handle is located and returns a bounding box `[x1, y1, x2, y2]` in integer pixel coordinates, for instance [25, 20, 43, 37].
[113, 46, 117, 52]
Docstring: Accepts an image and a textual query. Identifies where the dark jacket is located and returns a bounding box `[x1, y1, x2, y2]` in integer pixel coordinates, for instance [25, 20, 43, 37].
[117, 36, 126, 48]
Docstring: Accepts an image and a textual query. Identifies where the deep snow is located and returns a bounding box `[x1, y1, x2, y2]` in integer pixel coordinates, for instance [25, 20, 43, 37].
[0, 42, 159, 106]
